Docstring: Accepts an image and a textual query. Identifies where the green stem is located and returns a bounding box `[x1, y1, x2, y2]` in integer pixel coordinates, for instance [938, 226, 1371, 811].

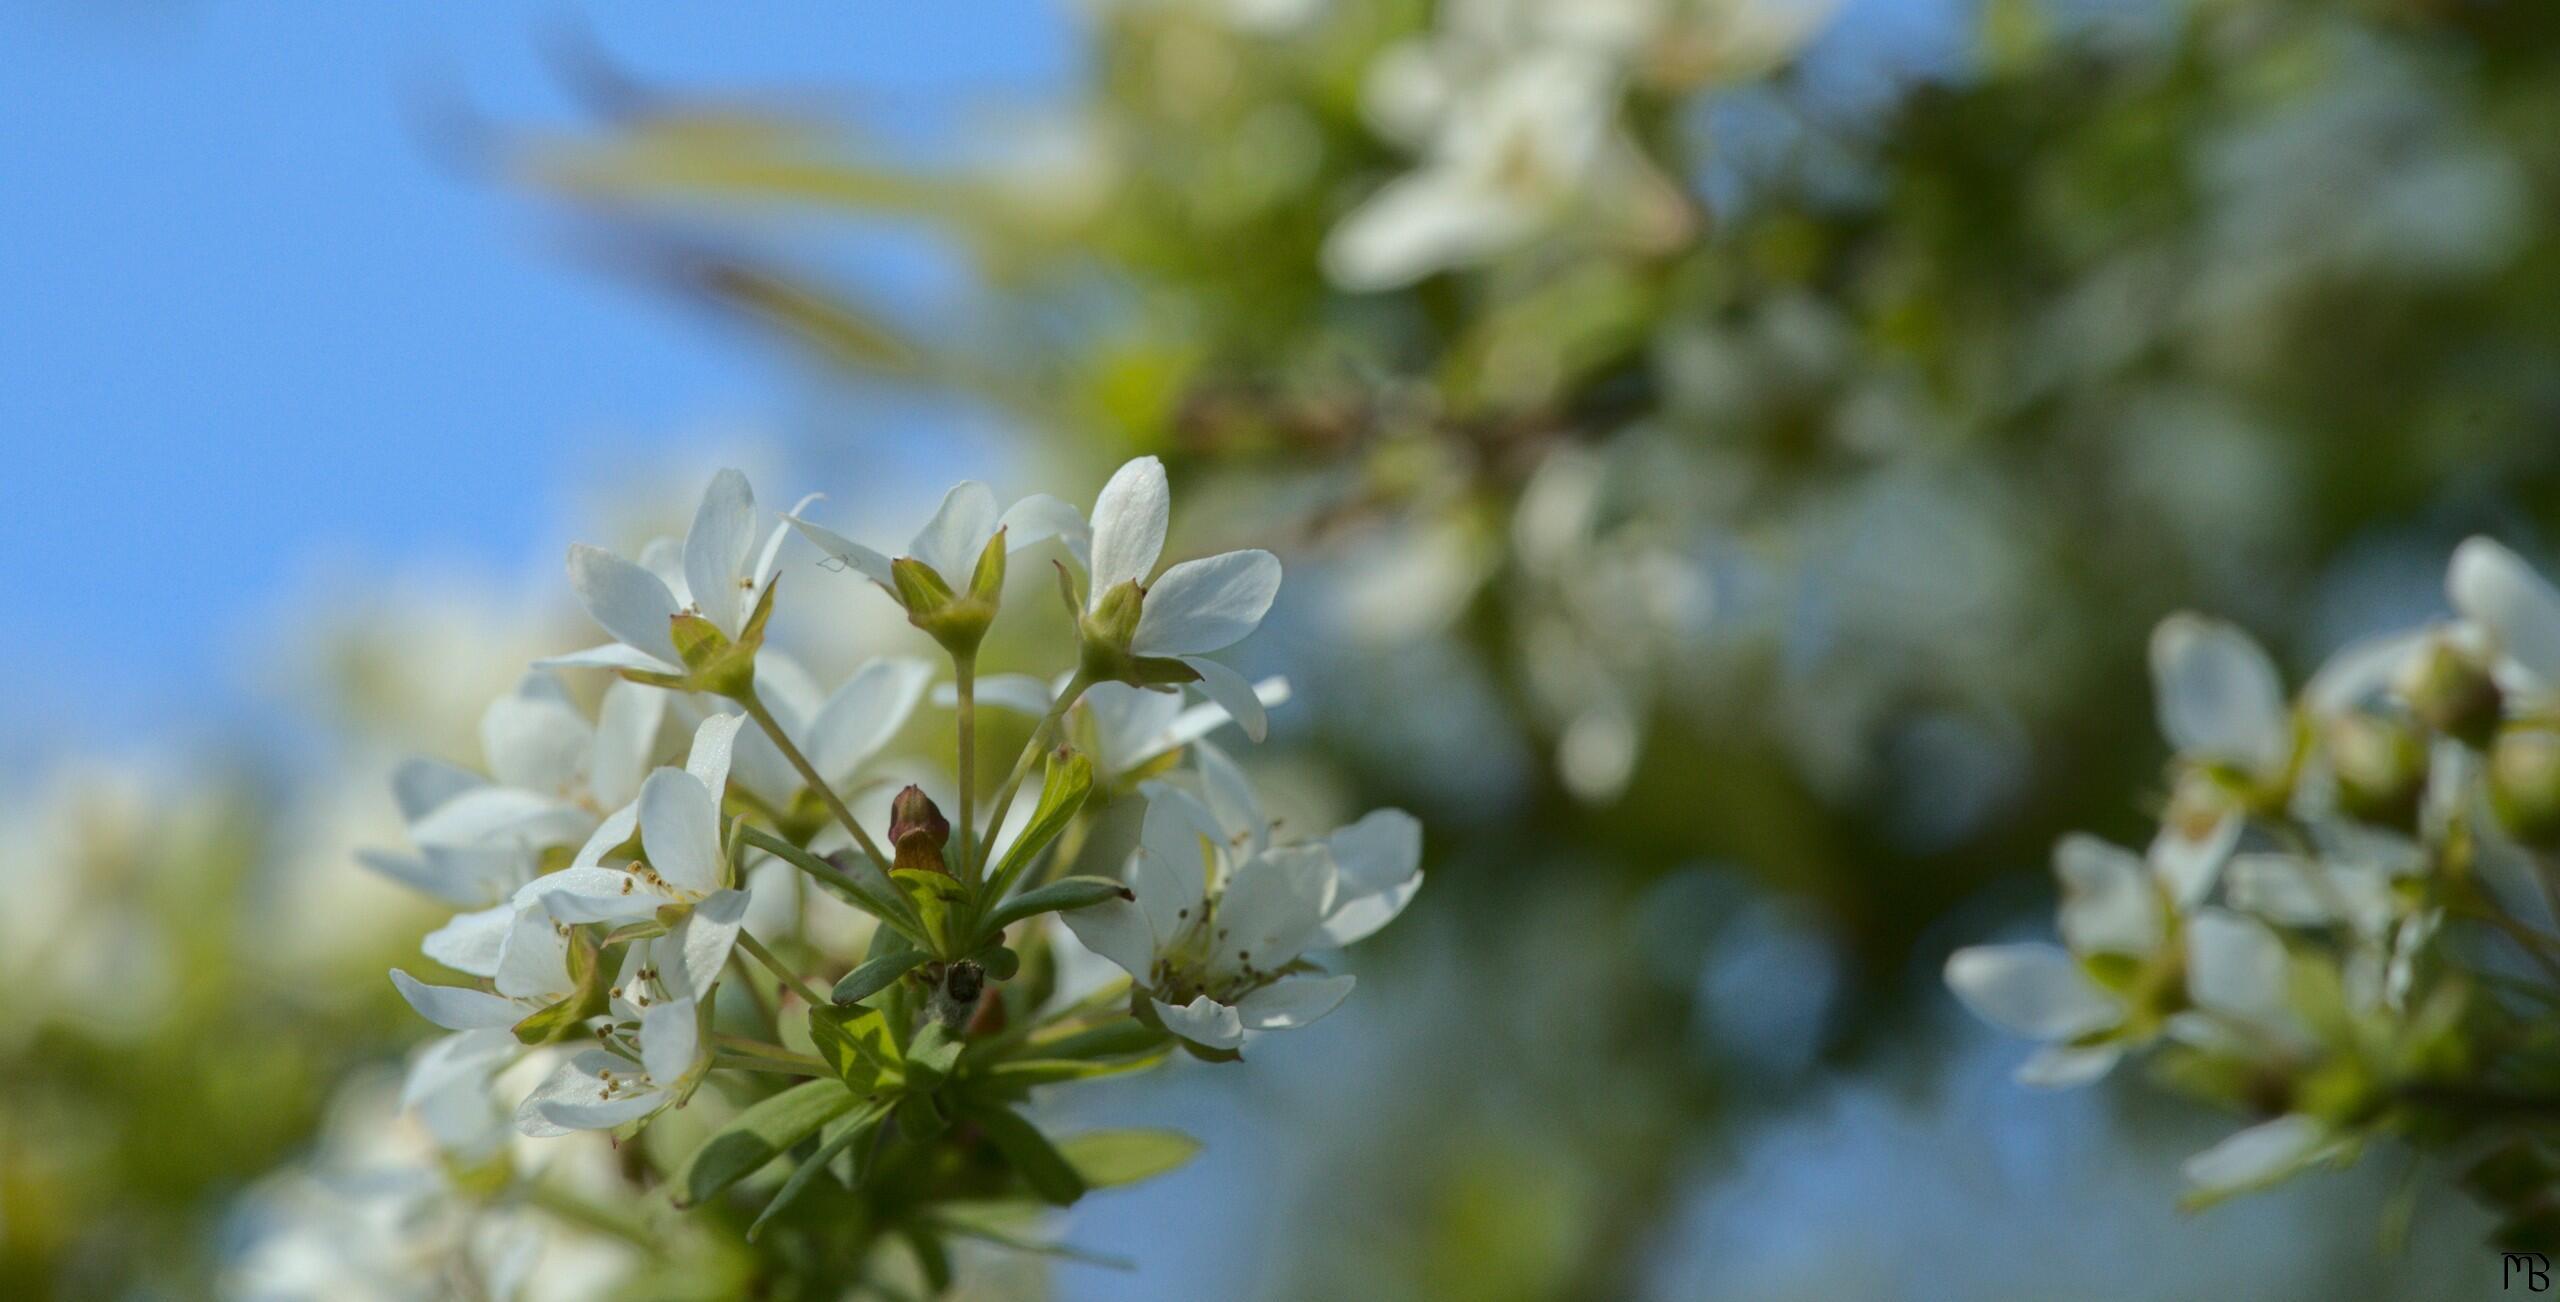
[737, 928, 827, 1008]
[739, 686, 895, 876]
[740, 824, 927, 942]
[978, 672, 1092, 882]
[954, 649, 979, 886]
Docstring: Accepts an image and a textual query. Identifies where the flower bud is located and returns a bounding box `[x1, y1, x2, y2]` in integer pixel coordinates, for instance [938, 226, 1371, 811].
[2396, 637, 2501, 747]
[930, 958, 985, 1031]
[2490, 726, 2560, 847]
[889, 785, 952, 877]
[2325, 709, 2427, 829]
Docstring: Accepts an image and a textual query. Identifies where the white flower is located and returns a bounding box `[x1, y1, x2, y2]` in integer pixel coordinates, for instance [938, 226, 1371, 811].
[543, 469, 795, 676]
[1326, 48, 1621, 290]
[525, 713, 748, 924]
[1060, 745, 1418, 1050]
[515, 999, 706, 1136]
[1070, 457, 1284, 740]
[787, 479, 1083, 595]
[1945, 833, 2241, 1087]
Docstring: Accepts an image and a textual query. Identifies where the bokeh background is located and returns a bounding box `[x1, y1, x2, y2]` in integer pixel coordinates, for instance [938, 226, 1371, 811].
[7, 0, 2557, 1296]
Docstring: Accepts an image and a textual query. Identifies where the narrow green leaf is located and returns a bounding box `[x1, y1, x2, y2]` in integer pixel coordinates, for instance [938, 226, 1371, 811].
[671, 1079, 860, 1210]
[1056, 1129, 1201, 1189]
[1029, 1020, 1168, 1062]
[983, 751, 1095, 905]
[832, 949, 928, 1007]
[981, 1050, 1169, 1087]
[932, 1201, 1134, 1269]
[979, 875, 1132, 940]
[971, 1104, 1086, 1206]
[745, 1097, 891, 1242]
[808, 1005, 903, 1089]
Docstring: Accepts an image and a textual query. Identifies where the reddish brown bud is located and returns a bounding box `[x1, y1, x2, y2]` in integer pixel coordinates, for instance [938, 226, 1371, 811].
[889, 785, 951, 876]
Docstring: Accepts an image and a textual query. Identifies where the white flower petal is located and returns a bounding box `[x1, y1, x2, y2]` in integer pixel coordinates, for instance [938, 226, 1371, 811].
[1322, 168, 1537, 291]
[526, 1052, 666, 1134]
[2303, 628, 2432, 718]
[787, 515, 896, 588]
[639, 768, 725, 898]
[391, 756, 484, 824]
[2183, 1114, 2329, 1196]
[481, 676, 594, 798]
[567, 801, 640, 870]
[2147, 811, 2239, 910]
[1212, 845, 1336, 977]
[684, 469, 758, 638]
[1059, 895, 1155, 979]
[405, 1028, 517, 1112]
[683, 711, 748, 801]
[2015, 1043, 2122, 1089]
[809, 658, 934, 784]
[908, 481, 1000, 583]
[1132, 550, 1282, 657]
[533, 642, 679, 675]
[1235, 973, 1355, 1031]
[1327, 809, 1423, 898]
[996, 494, 1085, 552]
[2053, 834, 2164, 957]
[667, 889, 751, 1002]
[1191, 739, 1268, 857]
[641, 998, 701, 1087]
[2451, 536, 2560, 689]
[1943, 944, 2121, 1041]
[589, 682, 666, 810]
[1134, 789, 1220, 941]
[1152, 995, 1244, 1050]
[1313, 874, 1420, 949]
[568, 543, 683, 665]
[409, 787, 591, 853]
[1180, 656, 1268, 744]
[2185, 908, 2290, 1027]
[1088, 457, 1169, 606]
[2150, 613, 2292, 776]
[422, 902, 516, 977]
[495, 905, 575, 1001]
[391, 969, 522, 1031]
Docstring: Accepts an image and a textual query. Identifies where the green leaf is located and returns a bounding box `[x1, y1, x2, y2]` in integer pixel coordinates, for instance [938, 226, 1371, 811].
[904, 1225, 954, 1293]
[932, 1201, 1133, 1269]
[980, 1050, 1169, 1087]
[978, 875, 1132, 940]
[971, 1104, 1086, 1206]
[671, 1079, 860, 1210]
[745, 1097, 891, 1242]
[904, 1022, 964, 1092]
[832, 949, 928, 1007]
[1056, 1129, 1201, 1189]
[1028, 1019, 1168, 1061]
[808, 1005, 903, 1089]
[983, 751, 1095, 903]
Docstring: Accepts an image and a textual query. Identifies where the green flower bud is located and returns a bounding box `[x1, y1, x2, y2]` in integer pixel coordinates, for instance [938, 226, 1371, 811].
[2489, 726, 2560, 847]
[892, 554, 995, 658]
[2325, 709, 2428, 829]
[2397, 637, 2501, 747]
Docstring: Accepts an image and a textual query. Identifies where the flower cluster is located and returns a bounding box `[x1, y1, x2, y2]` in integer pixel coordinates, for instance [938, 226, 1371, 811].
[362, 458, 1421, 1283]
[1949, 538, 2560, 1236]
[1324, 0, 1838, 290]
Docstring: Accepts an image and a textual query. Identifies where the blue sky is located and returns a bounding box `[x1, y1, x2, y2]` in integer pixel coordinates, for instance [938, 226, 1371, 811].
[0, 2, 1066, 751]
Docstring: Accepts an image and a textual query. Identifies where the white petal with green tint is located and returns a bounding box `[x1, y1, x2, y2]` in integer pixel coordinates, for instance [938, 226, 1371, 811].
[1944, 944, 2120, 1041]
[2149, 613, 2290, 776]
[1088, 457, 1169, 606]
[568, 543, 683, 666]
[1132, 550, 1281, 656]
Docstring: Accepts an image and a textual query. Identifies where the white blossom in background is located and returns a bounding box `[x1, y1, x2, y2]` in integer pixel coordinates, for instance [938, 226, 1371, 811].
[1326, 0, 1840, 289]
[1948, 535, 2560, 1214]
